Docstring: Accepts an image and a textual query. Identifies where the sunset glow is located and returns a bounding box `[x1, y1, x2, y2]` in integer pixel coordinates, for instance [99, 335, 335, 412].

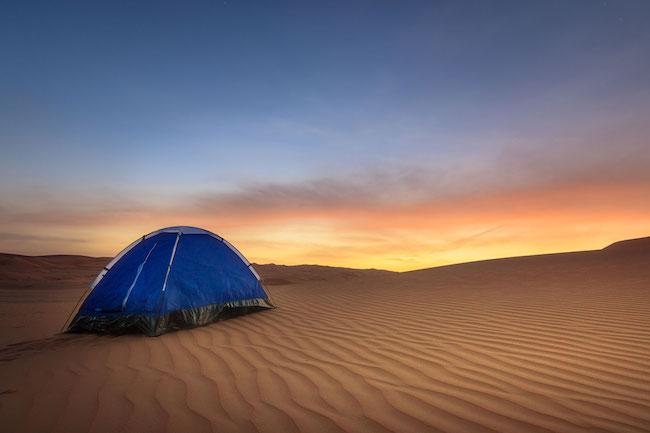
[1, 1, 649, 270]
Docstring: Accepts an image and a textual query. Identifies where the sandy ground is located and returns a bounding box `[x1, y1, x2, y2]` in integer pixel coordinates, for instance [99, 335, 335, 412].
[0, 238, 649, 433]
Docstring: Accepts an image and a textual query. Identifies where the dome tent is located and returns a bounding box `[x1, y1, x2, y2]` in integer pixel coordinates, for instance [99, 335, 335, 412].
[65, 226, 274, 336]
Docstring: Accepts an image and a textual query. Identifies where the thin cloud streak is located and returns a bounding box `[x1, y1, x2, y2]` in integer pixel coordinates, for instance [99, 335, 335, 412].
[2, 140, 649, 270]
[0, 232, 86, 243]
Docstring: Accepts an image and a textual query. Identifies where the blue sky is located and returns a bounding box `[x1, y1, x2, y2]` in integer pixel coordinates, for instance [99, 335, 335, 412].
[2, 1, 650, 269]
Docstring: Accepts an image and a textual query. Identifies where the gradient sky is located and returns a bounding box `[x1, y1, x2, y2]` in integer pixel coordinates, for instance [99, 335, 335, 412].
[2, 0, 650, 270]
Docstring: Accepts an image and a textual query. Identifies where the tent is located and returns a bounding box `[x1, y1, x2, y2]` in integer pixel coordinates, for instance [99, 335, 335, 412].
[65, 226, 274, 336]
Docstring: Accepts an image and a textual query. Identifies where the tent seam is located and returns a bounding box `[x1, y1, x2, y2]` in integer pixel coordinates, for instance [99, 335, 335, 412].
[154, 232, 181, 332]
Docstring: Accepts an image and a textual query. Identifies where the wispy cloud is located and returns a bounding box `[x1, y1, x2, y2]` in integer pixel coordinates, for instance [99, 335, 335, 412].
[0, 232, 86, 243]
[1, 139, 649, 269]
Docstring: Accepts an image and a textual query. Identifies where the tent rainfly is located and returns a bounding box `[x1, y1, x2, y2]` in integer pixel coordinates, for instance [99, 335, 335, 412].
[65, 226, 274, 336]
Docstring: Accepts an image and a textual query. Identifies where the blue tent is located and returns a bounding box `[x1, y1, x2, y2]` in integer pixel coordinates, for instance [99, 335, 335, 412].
[65, 226, 274, 336]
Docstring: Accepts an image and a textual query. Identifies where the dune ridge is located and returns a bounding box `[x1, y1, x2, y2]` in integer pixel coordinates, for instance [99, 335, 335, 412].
[0, 240, 649, 433]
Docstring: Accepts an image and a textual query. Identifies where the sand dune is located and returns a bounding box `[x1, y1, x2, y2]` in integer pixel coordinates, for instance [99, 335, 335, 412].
[1, 239, 649, 433]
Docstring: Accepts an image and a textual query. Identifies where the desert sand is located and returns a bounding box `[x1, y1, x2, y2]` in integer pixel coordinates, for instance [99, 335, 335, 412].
[1, 238, 649, 433]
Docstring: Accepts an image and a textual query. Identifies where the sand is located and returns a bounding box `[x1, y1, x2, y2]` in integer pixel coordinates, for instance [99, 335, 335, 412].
[0, 238, 649, 433]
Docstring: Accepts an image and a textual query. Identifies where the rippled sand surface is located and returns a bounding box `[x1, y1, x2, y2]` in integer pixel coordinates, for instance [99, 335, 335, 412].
[1, 239, 649, 433]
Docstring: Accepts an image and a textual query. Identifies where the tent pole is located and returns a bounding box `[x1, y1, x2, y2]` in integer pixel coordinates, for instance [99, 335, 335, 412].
[153, 232, 181, 335]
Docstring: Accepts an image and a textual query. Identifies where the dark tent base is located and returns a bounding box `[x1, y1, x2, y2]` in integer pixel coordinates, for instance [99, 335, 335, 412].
[67, 298, 274, 337]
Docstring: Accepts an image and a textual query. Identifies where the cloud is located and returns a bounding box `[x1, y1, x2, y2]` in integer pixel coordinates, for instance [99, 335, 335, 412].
[0, 232, 86, 243]
[3, 156, 649, 234]
[1, 136, 649, 269]
[186, 137, 650, 229]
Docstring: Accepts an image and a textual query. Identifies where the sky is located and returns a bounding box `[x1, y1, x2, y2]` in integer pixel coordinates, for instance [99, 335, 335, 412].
[1, 0, 650, 270]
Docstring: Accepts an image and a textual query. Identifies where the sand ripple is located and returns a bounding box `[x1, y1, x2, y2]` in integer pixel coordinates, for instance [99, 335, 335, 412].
[0, 245, 649, 432]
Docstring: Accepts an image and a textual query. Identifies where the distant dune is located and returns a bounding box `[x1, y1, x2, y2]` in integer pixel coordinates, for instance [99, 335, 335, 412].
[0, 239, 649, 433]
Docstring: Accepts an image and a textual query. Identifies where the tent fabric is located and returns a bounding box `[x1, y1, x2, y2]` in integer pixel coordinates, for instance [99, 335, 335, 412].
[66, 226, 274, 336]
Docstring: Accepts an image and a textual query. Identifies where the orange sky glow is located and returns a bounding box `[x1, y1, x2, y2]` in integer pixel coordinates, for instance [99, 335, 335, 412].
[2, 1, 650, 272]
[3, 176, 649, 271]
